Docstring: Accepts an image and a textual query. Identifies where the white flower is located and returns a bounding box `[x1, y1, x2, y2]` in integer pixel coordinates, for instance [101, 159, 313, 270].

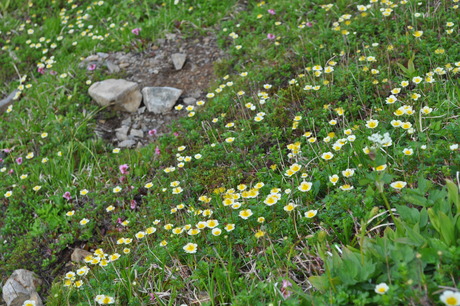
[375, 282, 389, 294]
[440, 290, 460, 306]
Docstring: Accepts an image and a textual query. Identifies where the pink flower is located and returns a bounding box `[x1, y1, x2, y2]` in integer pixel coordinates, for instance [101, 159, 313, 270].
[49, 70, 57, 75]
[117, 218, 123, 224]
[37, 67, 45, 74]
[131, 28, 141, 35]
[155, 147, 161, 155]
[281, 279, 292, 299]
[173, 132, 179, 137]
[87, 64, 96, 71]
[148, 129, 157, 136]
[130, 200, 137, 210]
[267, 33, 276, 40]
[63, 191, 71, 200]
[8, 169, 14, 174]
[119, 164, 129, 174]
[16, 157, 23, 165]
[3, 149, 11, 153]
[306, 22, 313, 27]
[268, 9, 276, 15]
[150, 293, 155, 301]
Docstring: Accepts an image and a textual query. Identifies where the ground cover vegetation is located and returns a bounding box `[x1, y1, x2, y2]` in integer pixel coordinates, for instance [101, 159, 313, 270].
[1, 0, 460, 304]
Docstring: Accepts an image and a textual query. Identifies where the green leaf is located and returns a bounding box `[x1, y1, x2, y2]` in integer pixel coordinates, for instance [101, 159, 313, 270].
[308, 275, 331, 292]
[446, 180, 460, 214]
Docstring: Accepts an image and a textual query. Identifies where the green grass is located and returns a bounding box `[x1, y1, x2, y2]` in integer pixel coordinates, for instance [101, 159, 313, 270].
[1, 0, 460, 305]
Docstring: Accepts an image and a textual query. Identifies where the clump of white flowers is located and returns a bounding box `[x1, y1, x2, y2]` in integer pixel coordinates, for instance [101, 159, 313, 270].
[368, 132, 392, 147]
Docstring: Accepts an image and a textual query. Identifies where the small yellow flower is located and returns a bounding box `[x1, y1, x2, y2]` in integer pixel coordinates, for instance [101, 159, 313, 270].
[390, 181, 407, 190]
[239, 209, 253, 219]
[80, 218, 89, 225]
[413, 31, 423, 38]
[66, 210, 75, 216]
[305, 210, 318, 218]
[183, 243, 198, 253]
[254, 230, 265, 238]
[135, 231, 145, 239]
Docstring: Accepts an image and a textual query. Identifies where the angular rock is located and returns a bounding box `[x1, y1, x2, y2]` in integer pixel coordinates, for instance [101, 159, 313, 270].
[142, 87, 182, 114]
[105, 60, 120, 74]
[2, 269, 43, 306]
[118, 139, 136, 148]
[84, 55, 99, 62]
[130, 129, 144, 138]
[183, 97, 196, 105]
[115, 126, 129, 141]
[88, 79, 142, 113]
[171, 53, 186, 70]
[71, 248, 93, 263]
[0, 90, 19, 113]
[97, 52, 109, 59]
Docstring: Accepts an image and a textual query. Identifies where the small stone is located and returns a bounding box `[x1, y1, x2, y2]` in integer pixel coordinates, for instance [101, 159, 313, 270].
[70, 248, 92, 263]
[189, 89, 202, 99]
[2, 269, 43, 306]
[142, 87, 183, 114]
[97, 52, 109, 59]
[119, 62, 130, 69]
[165, 33, 176, 40]
[130, 129, 144, 138]
[183, 97, 196, 105]
[88, 79, 142, 113]
[171, 53, 186, 70]
[0, 90, 20, 113]
[118, 139, 136, 148]
[137, 106, 146, 114]
[105, 60, 120, 74]
[121, 117, 132, 126]
[115, 126, 129, 141]
[84, 55, 99, 62]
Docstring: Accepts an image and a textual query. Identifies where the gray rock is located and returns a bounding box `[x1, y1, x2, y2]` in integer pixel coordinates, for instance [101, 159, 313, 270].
[88, 79, 142, 113]
[2, 269, 43, 306]
[165, 33, 176, 40]
[118, 139, 136, 148]
[119, 62, 130, 69]
[183, 97, 196, 105]
[137, 106, 146, 114]
[115, 126, 129, 141]
[121, 117, 132, 126]
[105, 60, 120, 74]
[84, 55, 99, 62]
[142, 87, 183, 114]
[97, 52, 109, 59]
[0, 90, 19, 113]
[189, 89, 202, 99]
[130, 129, 144, 138]
[71, 248, 92, 263]
[171, 53, 186, 70]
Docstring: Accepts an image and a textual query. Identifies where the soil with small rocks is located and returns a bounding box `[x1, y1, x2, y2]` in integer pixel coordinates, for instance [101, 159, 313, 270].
[89, 33, 225, 148]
